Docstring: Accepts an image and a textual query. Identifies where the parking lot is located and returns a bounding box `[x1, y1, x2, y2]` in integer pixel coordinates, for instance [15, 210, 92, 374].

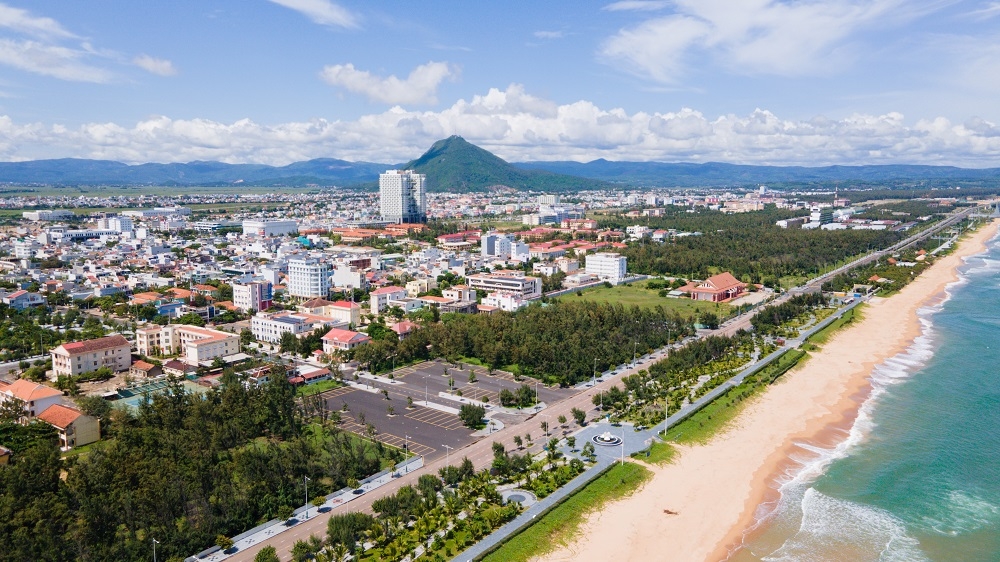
[316, 359, 576, 463]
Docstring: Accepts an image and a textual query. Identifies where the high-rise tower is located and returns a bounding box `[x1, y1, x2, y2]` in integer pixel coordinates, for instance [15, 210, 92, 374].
[379, 170, 427, 223]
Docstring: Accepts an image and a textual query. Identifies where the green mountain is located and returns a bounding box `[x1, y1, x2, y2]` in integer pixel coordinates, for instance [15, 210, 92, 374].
[403, 135, 609, 192]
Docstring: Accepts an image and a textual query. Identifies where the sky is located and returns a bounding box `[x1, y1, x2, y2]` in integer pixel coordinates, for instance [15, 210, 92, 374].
[2, 0, 1000, 167]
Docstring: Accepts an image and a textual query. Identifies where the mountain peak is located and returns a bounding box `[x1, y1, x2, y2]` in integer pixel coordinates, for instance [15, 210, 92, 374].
[403, 136, 605, 192]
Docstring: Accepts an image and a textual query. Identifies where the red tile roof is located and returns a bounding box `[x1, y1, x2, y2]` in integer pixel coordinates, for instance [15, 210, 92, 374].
[58, 334, 130, 355]
[5, 379, 62, 401]
[321, 328, 370, 345]
[36, 403, 83, 429]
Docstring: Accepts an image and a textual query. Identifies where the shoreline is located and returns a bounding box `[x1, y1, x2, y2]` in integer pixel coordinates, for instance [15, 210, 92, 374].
[535, 219, 999, 562]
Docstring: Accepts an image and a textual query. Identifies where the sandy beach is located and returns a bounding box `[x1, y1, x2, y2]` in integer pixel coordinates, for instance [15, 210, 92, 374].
[537, 219, 999, 562]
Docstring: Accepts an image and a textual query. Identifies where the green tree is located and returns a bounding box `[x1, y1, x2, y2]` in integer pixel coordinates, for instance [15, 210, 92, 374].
[572, 407, 586, 427]
[458, 404, 485, 429]
[215, 535, 234, 552]
[280, 331, 300, 354]
[254, 546, 280, 562]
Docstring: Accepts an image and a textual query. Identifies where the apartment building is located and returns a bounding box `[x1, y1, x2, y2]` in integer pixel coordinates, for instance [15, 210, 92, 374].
[50, 334, 131, 380]
[251, 310, 346, 343]
[288, 258, 331, 299]
[370, 286, 408, 315]
[233, 280, 273, 313]
[585, 252, 628, 285]
[135, 324, 239, 366]
[467, 271, 542, 299]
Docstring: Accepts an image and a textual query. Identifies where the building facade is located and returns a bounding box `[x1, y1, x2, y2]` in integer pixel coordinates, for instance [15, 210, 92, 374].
[233, 281, 273, 312]
[50, 334, 132, 380]
[242, 220, 299, 237]
[585, 252, 628, 285]
[135, 325, 239, 365]
[250, 311, 346, 343]
[379, 170, 427, 223]
[467, 271, 542, 299]
[288, 258, 331, 299]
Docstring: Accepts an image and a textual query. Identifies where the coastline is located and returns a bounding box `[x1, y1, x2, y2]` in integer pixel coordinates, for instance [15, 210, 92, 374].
[535, 219, 999, 562]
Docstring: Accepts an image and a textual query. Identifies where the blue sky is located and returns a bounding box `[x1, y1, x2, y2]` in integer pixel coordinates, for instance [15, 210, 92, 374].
[2, 0, 1000, 166]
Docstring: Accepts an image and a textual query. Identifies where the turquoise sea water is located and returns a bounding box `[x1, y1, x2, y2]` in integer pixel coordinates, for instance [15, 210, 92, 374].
[731, 235, 1000, 562]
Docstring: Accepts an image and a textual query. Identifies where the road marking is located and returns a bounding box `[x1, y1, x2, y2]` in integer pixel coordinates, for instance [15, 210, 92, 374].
[405, 407, 466, 430]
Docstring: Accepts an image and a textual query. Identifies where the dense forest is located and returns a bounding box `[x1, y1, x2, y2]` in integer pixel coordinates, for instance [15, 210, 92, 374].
[350, 301, 692, 387]
[751, 293, 829, 335]
[0, 369, 399, 562]
[601, 207, 913, 283]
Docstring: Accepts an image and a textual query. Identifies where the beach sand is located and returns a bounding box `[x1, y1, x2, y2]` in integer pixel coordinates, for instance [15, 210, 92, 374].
[536, 219, 999, 562]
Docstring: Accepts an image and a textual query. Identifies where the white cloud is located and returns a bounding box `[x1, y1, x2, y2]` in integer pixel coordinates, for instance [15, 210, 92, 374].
[132, 54, 177, 76]
[3, 85, 1000, 167]
[602, 1, 672, 11]
[268, 0, 358, 29]
[0, 3, 75, 39]
[319, 61, 456, 105]
[966, 2, 1000, 19]
[533, 30, 565, 39]
[601, 0, 928, 83]
[0, 39, 112, 82]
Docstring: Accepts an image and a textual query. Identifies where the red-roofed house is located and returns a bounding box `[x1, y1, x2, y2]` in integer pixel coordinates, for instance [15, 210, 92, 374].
[322, 328, 371, 353]
[36, 404, 100, 449]
[0, 379, 63, 419]
[680, 272, 746, 302]
[50, 334, 131, 380]
[389, 320, 420, 340]
[370, 286, 407, 315]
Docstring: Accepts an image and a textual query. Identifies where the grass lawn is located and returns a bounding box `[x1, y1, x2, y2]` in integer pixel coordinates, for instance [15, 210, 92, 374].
[804, 305, 864, 347]
[481, 461, 652, 562]
[663, 349, 808, 445]
[559, 280, 732, 317]
[630, 441, 677, 466]
[297, 378, 343, 397]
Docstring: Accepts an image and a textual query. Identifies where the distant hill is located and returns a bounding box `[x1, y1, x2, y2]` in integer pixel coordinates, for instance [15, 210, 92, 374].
[3, 140, 1000, 190]
[404, 136, 609, 192]
[513, 160, 1000, 187]
[0, 158, 389, 187]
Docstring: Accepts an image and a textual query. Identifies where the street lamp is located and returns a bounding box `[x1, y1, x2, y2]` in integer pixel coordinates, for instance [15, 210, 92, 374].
[404, 434, 410, 472]
[620, 427, 625, 466]
[152, 538, 159, 562]
[444, 444, 453, 469]
[304, 475, 310, 519]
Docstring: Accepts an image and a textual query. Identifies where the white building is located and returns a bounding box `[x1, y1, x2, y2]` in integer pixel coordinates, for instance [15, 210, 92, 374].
[288, 258, 331, 299]
[379, 169, 427, 223]
[23, 209, 73, 221]
[251, 311, 345, 343]
[467, 271, 542, 299]
[135, 325, 239, 366]
[585, 252, 628, 285]
[97, 216, 134, 233]
[369, 286, 408, 315]
[331, 265, 367, 290]
[243, 220, 299, 237]
[50, 334, 132, 380]
[233, 281, 273, 313]
[481, 291, 528, 312]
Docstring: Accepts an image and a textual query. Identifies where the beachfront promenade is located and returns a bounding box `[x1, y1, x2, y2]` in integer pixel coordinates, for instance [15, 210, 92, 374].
[453, 298, 865, 561]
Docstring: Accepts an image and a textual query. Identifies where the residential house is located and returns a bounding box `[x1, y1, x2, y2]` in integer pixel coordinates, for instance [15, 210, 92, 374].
[135, 324, 239, 366]
[680, 272, 747, 302]
[0, 379, 62, 419]
[321, 328, 371, 353]
[36, 404, 100, 449]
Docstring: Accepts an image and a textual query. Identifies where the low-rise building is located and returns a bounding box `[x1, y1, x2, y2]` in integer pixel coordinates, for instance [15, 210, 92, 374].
[250, 311, 346, 343]
[321, 328, 371, 353]
[50, 334, 131, 380]
[0, 379, 62, 419]
[135, 324, 239, 366]
[370, 286, 408, 315]
[233, 280, 273, 313]
[36, 404, 100, 449]
[481, 291, 529, 312]
[679, 272, 747, 302]
[467, 271, 542, 299]
[1, 289, 46, 310]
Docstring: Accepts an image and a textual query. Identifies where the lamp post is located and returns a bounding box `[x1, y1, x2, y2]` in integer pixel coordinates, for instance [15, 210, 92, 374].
[304, 475, 310, 519]
[592, 357, 597, 387]
[444, 444, 453, 469]
[424, 374, 428, 406]
[404, 434, 410, 472]
[152, 538, 159, 562]
[620, 427, 625, 466]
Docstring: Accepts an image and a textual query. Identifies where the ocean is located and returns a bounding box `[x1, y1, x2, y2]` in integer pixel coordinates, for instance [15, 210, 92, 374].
[730, 235, 1000, 562]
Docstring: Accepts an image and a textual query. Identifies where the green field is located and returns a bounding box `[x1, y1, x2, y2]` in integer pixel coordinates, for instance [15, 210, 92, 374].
[558, 280, 732, 317]
[481, 461, 652, 562]
[630, 441, 677, 466]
